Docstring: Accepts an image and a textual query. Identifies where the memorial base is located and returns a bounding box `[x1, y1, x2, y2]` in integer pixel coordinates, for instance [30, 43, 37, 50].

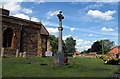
[53, 51, 65, 66]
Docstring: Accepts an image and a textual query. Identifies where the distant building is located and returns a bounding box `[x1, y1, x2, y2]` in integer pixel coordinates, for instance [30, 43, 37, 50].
[107, 46, 120, 58]
[0, 8, 52, 57]
[108, 46, 120, 54]
[74, 51, 80, 55]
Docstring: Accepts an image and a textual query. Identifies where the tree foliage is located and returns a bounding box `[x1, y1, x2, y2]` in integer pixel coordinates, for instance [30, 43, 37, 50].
[81, 39, 115, 54]
[64, 36, 76, 54]
[97, 39, 115, 54]
[48, 35, 58, 54]
[48, 35, 76, 55]
[91, 41, 102, 52]
[81, 48, 91, 54]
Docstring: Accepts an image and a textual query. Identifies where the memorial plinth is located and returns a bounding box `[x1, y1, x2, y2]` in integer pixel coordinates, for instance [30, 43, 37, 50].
[54, 11, 65, 66]
[54, 51, 64, 65]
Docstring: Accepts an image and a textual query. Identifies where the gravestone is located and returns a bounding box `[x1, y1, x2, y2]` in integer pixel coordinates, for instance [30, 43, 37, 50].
[15, 49, 19, 57]
[19, 52, 22, 57]
[45, 51, 52, 57]
[1, 48, 4, 57]
[23, 52, 26, 58]
[54, 11, 65, 66]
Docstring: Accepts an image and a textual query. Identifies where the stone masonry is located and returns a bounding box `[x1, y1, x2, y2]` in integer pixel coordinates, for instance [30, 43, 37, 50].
[0, 8, 51, 57]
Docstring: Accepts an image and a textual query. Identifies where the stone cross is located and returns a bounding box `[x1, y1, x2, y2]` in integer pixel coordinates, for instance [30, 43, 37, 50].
[54, 11, 65, 66]
[57, 11, 64, 52]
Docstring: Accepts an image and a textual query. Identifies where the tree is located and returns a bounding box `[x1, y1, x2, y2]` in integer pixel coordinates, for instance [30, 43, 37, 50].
[48, 35, 67, 54]
[98, 39, 115, 54]
[48, 35, 76, 55]
[91, 41, 102, 53]
[48, 35, 58, 54]
[80, 48, 91, 54]
[65, 36, 76, 54]
[91, 39, 115, 54]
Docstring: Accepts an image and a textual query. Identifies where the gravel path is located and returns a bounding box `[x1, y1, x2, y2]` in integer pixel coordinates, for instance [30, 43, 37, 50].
[0, 62, 49, 65]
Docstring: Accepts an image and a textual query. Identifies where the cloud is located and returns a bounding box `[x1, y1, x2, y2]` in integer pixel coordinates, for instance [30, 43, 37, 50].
[76, 46, 91, 52]
[87, 10, 116, 20]
[43, 21, 79, 32]
[13, 14, 29, 20]
[76, 39, 93, 52]
[63, 35, 93, 52]
[46, 28, 58, 34]
[42, 20, 117, 36]
[1, 2, 22, 14]
[31, 17, 39, 22]
[85, 3, 103, 10]
[43, 21, 58, 27]
[13, 13, 39, 22]
[70, 28, 76, 31]
[1, 0, 120, 2]
[63, 35, 72, 40]
[76, 39, 92, 46]
[1, 2, 33, 15]
[87, 34, 97, 37]
[22, 8, 32, 14]
[88, 34, 94, 37]
[47, 10, 59, 20]
[1, 0, 23, 2]
[35, 0, 44, 4]
[101, 27, 114, 31]
[70, 28, 78, 31]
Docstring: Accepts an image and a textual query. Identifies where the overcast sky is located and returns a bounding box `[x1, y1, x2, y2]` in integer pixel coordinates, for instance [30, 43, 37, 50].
[0, 1, 118, 52]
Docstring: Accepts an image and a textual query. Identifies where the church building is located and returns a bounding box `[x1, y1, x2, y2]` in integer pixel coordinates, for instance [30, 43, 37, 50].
[0, 7, 52, 57]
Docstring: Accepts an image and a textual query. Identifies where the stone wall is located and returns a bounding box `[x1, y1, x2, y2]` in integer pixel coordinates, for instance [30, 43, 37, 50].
[22, 26, 39, 53]
[2, 21, 21, 56]
[1, 14, 49, 57]
[47, 39, 52, 52]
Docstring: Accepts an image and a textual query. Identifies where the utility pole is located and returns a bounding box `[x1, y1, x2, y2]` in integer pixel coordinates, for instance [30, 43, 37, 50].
[102, 40, 104, 54]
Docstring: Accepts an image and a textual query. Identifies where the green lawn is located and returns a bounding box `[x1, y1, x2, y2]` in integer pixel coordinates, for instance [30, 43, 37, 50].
[2, 56, 119, 77]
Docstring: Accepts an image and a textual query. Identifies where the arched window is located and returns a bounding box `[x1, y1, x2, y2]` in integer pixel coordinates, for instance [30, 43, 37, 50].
[3, 28, 14, 48]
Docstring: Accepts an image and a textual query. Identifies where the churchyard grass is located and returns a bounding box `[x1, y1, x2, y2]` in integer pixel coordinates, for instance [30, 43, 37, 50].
[2, 56, 118, 77]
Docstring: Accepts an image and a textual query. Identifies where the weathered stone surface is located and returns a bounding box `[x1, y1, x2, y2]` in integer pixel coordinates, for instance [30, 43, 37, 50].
[54, 51, 65, 65]
[47, 39, 52, 52]
[1, 48, 4, 57]
[23, 52, 26, 58]
[1, 8, 51, 57]
[15, 49, 19, 57]
[54, 11, 65, 66]
[19, 52, 22, 57]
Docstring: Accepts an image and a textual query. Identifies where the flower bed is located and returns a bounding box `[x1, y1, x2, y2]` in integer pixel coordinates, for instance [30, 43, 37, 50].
[97, 55, 119, 65]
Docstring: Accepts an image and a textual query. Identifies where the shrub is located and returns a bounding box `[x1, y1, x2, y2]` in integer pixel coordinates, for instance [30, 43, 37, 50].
[97, 55, 107, 61]
[106, 58, 119, 65]
[97, 55, 119, 65]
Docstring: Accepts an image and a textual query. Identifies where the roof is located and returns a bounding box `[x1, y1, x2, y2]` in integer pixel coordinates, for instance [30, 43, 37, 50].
[108, 46, 120, 54]
[74, 51, 80, 54]
[1, 8, 49, 35]
[40, 22, 49, 35]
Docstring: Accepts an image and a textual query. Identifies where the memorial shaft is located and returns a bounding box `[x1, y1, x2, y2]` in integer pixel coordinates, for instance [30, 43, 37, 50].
[58, 19, 63, 52]
[57, 11, 64, 52]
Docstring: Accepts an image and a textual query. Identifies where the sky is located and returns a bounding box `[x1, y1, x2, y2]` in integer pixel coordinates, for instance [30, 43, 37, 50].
[0, 1, 119, 52]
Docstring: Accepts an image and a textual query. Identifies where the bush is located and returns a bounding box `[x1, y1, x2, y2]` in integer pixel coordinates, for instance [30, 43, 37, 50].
[106, 58, 119, 65]
[97, 55, 107, 61]
[97, 55, 119, 65]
